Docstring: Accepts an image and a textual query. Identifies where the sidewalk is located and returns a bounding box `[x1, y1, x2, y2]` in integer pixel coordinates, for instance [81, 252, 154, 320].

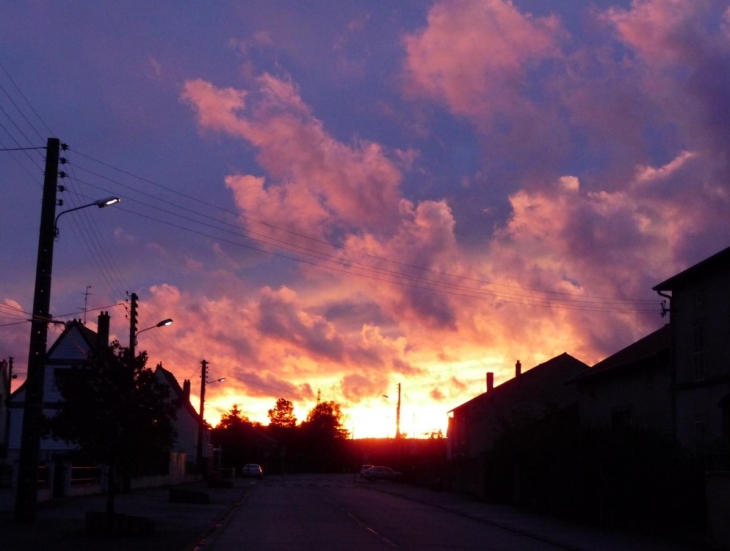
[0, 479, 252, 551]
[360, 479, 704, 551]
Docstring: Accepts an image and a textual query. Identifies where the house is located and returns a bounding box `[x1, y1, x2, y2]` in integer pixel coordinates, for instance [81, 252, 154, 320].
[572, 325, 673, 435]
[153, 363, 207, 471]
[6, 312, 206, 492]
[447, 353, 589, 495]
[6, 316, 106, 464]
[653, 244, 730, 453]
[1, 359, 10, 459]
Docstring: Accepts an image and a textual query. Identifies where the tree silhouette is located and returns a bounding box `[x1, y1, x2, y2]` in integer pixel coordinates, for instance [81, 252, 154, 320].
[212, 404, 272, 471]
[304, 401, 349, 439]
[268, 398, 297, 428]
[218, 404, 253, 430]
[298, 401, 349, 471]
[47, 341, 176, 514]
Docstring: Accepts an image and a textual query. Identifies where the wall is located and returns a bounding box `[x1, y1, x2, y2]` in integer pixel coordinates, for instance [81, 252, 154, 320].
[671, 265, 730, 451]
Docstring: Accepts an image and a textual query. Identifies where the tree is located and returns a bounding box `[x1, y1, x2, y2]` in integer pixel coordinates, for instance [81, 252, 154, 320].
[218, 404, 252, 431]
[211, 404, 270, 471]
[47, 341, 176, 514]
[268, 398, 297, 428]
[304, 401, 349, 439]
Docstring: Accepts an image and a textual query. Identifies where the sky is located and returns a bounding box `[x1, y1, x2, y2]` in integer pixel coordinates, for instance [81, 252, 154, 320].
[1, 0, 729, 438]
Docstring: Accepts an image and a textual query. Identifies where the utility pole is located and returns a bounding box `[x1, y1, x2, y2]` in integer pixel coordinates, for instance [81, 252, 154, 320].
[15, 138, 61, 521]
[128, 292, 138, 358]
[396, 382, 401, 439]
[196, 359, 208, 474]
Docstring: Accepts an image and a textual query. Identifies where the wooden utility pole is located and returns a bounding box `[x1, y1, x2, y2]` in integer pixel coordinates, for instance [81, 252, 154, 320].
[15, 138, 60, 521]
[396, 382, 401, 439]
[196, 359, 208, 473]
[128, 292, 138, 358]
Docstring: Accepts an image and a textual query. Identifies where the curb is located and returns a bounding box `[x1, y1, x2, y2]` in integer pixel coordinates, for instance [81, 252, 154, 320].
[185, 485, 253, 551]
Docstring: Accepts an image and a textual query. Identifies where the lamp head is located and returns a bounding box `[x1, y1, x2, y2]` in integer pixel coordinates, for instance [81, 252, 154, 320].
[156, 318, 173, 327]
[96, 197, 121, 208]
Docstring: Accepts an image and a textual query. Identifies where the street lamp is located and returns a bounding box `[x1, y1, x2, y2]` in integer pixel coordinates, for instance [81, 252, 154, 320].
[15, 138, 120, 523]
[129, 318, 172, 358]
[53, 197, 120, 238]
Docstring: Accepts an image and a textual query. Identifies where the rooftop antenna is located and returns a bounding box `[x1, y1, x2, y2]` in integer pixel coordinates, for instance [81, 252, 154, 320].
[83, 285, 93, 323]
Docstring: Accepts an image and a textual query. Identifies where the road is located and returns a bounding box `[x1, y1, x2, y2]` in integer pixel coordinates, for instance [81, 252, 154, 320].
[203, 474, 565, 551]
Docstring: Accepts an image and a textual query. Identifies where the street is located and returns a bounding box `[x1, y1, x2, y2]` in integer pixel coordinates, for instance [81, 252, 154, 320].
[203, 474, 565, 551]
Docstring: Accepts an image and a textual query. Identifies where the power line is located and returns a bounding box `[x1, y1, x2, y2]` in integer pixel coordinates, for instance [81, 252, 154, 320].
[0, 60, 54, 136]
[64, 168, 658, 313]
[69, 149, 657, 305]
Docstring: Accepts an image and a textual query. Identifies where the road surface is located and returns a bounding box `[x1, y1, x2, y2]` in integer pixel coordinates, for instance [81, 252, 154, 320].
[203, 474, 565, 550]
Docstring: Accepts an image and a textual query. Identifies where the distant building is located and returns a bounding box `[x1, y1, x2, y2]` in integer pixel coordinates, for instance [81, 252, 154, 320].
[447, 353, 589, 496]
[653, 244, 730, 453]
[572, 325, 672, 435]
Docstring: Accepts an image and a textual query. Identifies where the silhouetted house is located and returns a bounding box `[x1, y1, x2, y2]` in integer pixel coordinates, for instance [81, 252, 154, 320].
[6, 316, 106, 463]
[1, 359, 10, 458]
[572, 325, 672, 434]
[6, 313, 206, 487]
[653, 245, 730, 453]
[153, 363, 206, 469]
[447, 353, 589, 495]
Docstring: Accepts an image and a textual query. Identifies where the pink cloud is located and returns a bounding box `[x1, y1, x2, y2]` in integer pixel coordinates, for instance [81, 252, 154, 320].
[403, 0, 563, 118]
[182, 76, 403, 237]
[604, 0, 721, 67]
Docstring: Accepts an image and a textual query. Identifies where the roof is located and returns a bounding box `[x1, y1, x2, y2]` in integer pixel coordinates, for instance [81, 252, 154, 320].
[449, 352, 589, 413]
[45, 319, 99, 359]
[154, 363, 202, 422]
[572, 325, 669, 382]
[10, 320, 98, 399]
[653, 244, 730, 291]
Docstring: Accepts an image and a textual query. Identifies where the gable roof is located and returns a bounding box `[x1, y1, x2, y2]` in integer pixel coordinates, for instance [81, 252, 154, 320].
[572, 325, 669, 382]
[46, 319, 98, 359]
[154, 363, 202, 423]
[450, 352, 589, 413]
[653, 244, 730, 291]
[10, 320, 98, 399]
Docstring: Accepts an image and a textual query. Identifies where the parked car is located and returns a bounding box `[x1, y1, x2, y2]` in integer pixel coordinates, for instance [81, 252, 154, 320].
[362, 466, 402, 481]
[241, 463, 263, 479]
[359, 464, 374, 478]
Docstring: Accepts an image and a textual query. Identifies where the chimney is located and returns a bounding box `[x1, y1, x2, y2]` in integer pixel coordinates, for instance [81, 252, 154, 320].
[486, 372, 494, 392]
[97, 311, 110, 350]
[183, 379, 191, 402]
[515, 360, 522, 378]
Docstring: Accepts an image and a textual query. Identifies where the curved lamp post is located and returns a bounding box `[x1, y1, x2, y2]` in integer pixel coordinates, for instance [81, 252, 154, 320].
[130, 318, 173, 358]
[54, 197, 120, 238]
[15, 153, 121, 522]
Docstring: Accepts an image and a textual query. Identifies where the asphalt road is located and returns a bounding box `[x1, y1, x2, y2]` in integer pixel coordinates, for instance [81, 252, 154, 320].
[204, 474, 565, 550]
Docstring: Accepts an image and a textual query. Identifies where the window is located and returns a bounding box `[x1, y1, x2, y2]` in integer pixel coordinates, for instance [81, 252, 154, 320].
[692, 323, 705, 379]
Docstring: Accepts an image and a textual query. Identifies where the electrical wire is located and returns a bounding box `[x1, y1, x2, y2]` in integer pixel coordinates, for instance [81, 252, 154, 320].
[70, 149, 658, 305]
[64, 171, 658, 313]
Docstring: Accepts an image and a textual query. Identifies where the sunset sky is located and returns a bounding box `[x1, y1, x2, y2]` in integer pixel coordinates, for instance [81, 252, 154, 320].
[2, 0, 729, 438]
